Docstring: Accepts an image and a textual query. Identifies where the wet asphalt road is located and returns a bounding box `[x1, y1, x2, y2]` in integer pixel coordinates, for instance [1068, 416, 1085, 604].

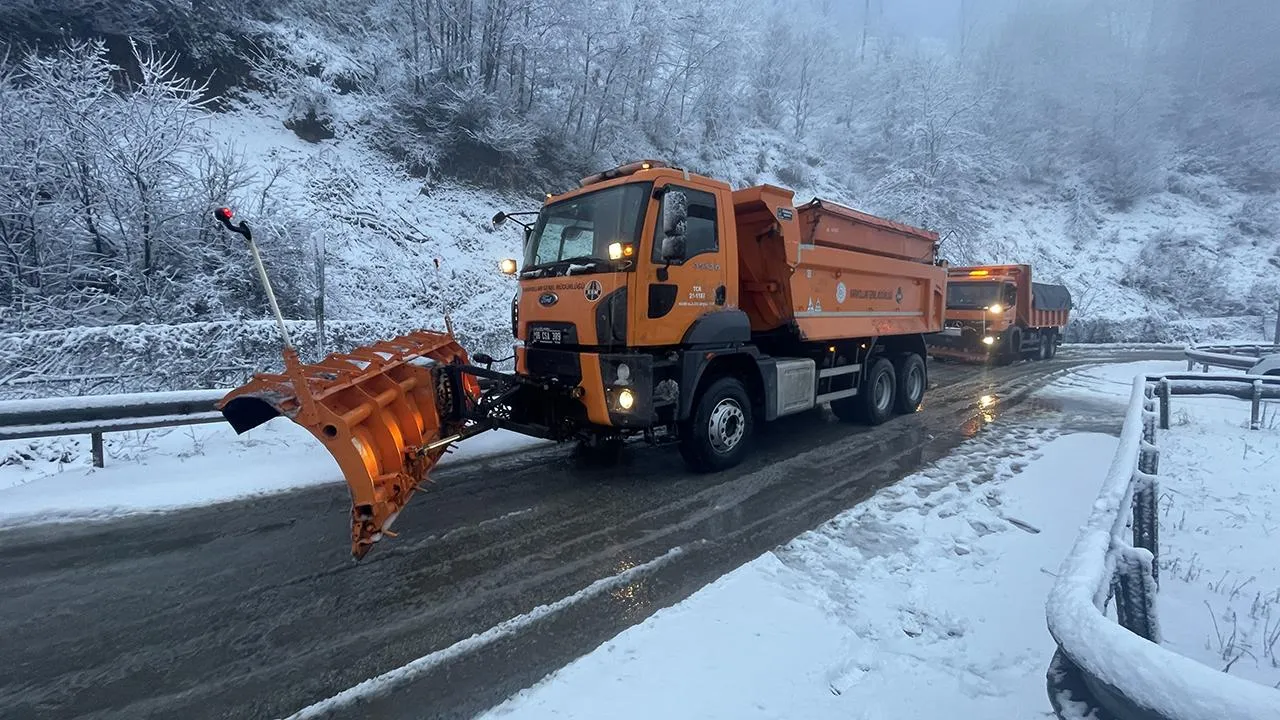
[0, 348, 1181, 720]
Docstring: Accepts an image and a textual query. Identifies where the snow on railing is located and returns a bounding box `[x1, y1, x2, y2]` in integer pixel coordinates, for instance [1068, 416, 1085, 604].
[1184, 342, 1280, 373]
[1046, 374, 1280, 720]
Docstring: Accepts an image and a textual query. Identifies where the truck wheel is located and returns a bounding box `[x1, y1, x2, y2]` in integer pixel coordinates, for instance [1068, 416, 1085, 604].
[678, 376, 753, 473]
[1037, 333, 1051, 361]
[1047, 331, 1059, 359]
[832, 356, 895, 425]
[1000, 329, 1022, 365]
[894, 353, 926, 414]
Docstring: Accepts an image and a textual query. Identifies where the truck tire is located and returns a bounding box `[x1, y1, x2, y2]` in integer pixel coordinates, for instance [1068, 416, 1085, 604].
[894, 353, 926, 414]
[679, 376, 753, 473]
[1047, 331, 1059, 359]
[999, 328, 1022, 365]
[1037, 332, 1051, 361]
[832, 356, 895, 425]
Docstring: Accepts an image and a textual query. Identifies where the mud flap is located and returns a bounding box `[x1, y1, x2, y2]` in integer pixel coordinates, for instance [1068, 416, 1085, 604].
[216, 330, 481, 560]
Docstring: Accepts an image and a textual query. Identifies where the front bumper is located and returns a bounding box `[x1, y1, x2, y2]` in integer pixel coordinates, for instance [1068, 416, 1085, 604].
[927, 326, 1003, 361]
[517, 346, 655, 429]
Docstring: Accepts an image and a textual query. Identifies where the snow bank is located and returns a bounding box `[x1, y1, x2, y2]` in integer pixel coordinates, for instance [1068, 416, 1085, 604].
[483, 425, 1118, 719]
[1045, 376, 1280, 720]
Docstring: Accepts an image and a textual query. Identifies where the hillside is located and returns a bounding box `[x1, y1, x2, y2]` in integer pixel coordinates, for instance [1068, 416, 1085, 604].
[1, 0, 1278, 396]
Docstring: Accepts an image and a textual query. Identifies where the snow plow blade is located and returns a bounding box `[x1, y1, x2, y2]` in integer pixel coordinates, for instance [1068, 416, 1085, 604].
[216, 330, 479, 560]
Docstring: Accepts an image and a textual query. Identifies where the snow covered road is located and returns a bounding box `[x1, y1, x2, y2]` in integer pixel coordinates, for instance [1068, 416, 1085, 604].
[0, 349, 1187, 720]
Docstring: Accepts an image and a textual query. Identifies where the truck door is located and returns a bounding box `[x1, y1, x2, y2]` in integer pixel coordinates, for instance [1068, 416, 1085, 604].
[634, 182, 733, 347]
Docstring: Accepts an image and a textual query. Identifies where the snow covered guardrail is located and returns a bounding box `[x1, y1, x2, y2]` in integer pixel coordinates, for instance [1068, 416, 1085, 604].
[0, 390, 228, 468]
[1045, 374, 1280, 720]
[1184, 343, 1280, 373]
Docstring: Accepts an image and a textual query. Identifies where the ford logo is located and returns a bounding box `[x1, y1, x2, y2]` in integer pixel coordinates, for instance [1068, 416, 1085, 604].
[539, 292, 558, 307]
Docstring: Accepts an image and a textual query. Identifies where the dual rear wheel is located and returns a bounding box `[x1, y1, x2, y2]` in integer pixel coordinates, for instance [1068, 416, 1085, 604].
[830, 353, 926, 425]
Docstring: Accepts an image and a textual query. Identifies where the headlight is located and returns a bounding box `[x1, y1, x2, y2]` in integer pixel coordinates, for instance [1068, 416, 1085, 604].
[499, 258, 518, 275]
[616, 362, 631, 384]
[982, 336, 995, 345]
[617, 388, 635, 410]
[987, 303, 1003, 314]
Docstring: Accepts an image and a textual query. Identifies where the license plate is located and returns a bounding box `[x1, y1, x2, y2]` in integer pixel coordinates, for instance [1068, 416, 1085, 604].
[942, 327, 962, 337]
[530, 327, 564, 344]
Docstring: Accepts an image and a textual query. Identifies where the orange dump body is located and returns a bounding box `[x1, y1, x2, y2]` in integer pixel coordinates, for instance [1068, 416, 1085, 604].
[733, 186, 947, 341]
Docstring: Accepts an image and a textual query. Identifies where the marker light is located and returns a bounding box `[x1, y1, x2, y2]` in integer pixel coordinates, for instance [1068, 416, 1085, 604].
[216, 207, 234, 220]
[968, 270, 989, 276]
[617, 388, 636, 410]
[499, 258, 518, 275]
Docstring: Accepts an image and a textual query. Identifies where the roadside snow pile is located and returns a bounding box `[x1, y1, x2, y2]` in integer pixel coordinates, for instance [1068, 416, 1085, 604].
[1157, 396, 1280, 688]
[483, 425, 1114, 720]
[0, 422, 549, 527]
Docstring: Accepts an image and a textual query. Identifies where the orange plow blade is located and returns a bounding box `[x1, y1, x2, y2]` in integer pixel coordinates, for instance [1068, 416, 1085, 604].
[216, 330, 481, 560]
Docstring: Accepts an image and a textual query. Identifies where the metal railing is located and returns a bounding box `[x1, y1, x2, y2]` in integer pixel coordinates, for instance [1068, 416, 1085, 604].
[0, 390, 228, 467]
[1184, 343, 1280, 373]
[1046, 373, 1280, 720]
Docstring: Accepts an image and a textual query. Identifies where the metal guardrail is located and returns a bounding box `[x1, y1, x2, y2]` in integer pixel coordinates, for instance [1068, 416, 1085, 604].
[0, 378, 503, 468]
[1046, 373, 1280, 720]
[0, 390, 228, 467]
[1184, 343, 1280, 373]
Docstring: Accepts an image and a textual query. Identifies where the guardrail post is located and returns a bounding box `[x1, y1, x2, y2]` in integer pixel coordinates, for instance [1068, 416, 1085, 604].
[1155, 379, 1170, 430]
[1251, 380, 1262, 431]
[91, 432, 105, 468]
[1186, 358, 1194, 371]
[1113, 545, 1161, 642]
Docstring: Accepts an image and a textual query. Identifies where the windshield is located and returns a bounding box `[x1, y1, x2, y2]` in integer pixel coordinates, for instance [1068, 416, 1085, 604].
[523, 183, 652, 272]
[947, 281, 1008, 309]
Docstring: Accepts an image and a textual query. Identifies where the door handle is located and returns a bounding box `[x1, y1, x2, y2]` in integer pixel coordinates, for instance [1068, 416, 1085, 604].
[714, 285, 726, 306]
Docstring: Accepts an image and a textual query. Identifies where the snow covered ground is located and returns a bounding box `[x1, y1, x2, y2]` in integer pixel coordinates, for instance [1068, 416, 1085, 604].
[0, 421, 549, 527]
[1157, 395, 1280, 688]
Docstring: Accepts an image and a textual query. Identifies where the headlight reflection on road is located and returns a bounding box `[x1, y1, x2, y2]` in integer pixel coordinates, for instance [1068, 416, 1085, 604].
[609, 556, 653, 618]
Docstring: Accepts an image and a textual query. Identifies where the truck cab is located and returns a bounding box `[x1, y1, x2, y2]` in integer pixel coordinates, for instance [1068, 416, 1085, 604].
[498, 162, 746, 445]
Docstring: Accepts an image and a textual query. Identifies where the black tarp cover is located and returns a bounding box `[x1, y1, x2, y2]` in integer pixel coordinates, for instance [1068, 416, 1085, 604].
[1032, 282, 1073, 311]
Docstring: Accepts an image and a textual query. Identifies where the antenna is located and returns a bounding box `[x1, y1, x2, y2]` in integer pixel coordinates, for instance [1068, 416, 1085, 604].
[433, 258, 455, 336]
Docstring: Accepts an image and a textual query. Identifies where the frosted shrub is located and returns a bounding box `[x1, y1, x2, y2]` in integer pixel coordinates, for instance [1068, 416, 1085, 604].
[285, 75, 337, 142]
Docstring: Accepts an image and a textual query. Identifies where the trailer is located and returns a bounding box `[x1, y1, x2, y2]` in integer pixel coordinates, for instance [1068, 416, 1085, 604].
[927, 264, 1071, 364]
[212, 161, 947, 558]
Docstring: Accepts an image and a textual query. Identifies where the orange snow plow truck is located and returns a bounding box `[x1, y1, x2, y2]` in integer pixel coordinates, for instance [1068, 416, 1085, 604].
[927, 264, 1072, 363]
[213, 161, 947, 559]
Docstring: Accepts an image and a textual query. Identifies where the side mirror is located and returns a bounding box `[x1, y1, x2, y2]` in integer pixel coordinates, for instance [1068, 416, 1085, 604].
[492, 211, 508, 228]
[660, 190, 689, 263]
[661, 234, 687, 263]
[662, 190, 688, 237]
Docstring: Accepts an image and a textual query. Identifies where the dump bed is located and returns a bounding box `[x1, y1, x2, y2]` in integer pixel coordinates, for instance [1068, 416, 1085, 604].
[796, 200, 939, 264]
[733, 186, 947, 341]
